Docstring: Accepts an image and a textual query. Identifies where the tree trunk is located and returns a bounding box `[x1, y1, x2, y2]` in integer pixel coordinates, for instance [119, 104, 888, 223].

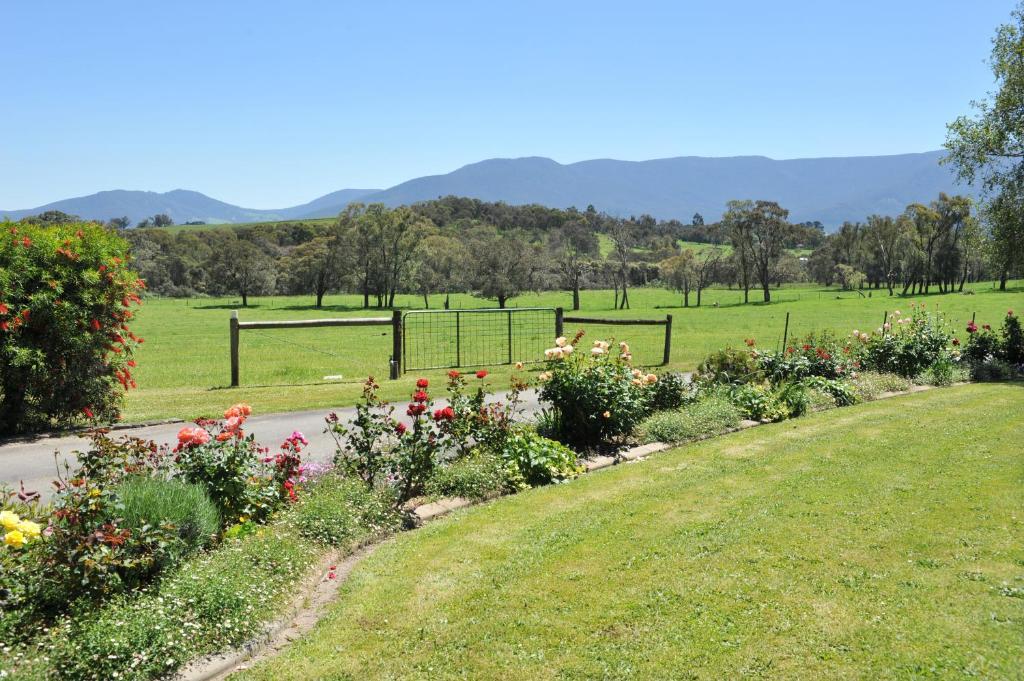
[423, 293, 429, 309]
[315, 290, 324, 308]
[241, 291, 248, 307]
[1000, 270, 1008, 291]
[362, 286, 369, 309]
[620, 284, 630, 309]
[572, 285, 580, 311]
[696, 287, 702, 307]
[444, 293, 450, 310]
[762, 281, 771, 303]
[497, 295, 507, 309]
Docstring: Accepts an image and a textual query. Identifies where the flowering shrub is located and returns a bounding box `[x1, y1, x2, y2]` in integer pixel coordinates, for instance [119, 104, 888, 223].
[963, 310, 1024, 379]
[695, 347, 762, 385]
[174, 404, 301, 524]
[756, 331, 859, 382]
[538, 333, 657, 447]
[0, 222, 145, 433]
[859, 306, 952, 378]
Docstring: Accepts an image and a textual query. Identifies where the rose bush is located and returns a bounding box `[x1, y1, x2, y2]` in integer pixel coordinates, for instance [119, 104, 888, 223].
[0, 222, 145, 433]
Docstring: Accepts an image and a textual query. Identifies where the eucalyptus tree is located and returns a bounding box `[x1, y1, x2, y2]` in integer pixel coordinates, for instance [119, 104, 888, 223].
[547, 219, 599, 310]
[945, 1, 1024, 288]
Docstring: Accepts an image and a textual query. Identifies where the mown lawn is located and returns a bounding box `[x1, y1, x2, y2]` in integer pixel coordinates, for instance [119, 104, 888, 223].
[123, 282, 1023, 421]
[236, 383, 1024, 680]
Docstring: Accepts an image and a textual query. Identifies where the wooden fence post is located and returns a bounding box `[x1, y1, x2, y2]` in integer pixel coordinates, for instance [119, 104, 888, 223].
[782, 311, 790, 352]
[555, 307, 564, 340]
[662, 314, 673, 365]
[230, 311, 240, 387]
[391, 310, 402, 379]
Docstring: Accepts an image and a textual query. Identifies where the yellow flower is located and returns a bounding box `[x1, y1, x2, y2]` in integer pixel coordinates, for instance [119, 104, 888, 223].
[514, 362, 524, 370]
[89, 488, 101, 498]
[602, 411, 611, 418]
[4, 529, 26, 548]
[16, 520, 41, 538]
[0, 510, 20, 531]
[239, 515, 249, 523]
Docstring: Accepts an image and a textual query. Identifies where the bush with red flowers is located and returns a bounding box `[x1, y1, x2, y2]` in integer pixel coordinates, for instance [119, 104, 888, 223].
[0, 222, 145, 433]
[962, 310, 1024, 379]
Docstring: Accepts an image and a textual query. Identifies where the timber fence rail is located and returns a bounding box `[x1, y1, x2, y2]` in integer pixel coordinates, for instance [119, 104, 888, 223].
[230, 310, 402, 386]
[557, 308, 673, 366]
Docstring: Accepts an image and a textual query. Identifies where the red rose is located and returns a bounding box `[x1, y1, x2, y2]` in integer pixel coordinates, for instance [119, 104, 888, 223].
[82, 407, 94, 419]
[413, 390, 428, 403]
[395, 422, 407, 435]
[0, 303, 8, 315]
[475, 370, 488, 379]
[90, 318, 101, 331]
[447, 370, 460, 379]
[416, 378, 429, 388]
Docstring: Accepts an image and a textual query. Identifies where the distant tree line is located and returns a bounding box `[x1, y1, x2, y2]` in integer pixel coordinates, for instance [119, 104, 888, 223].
[10, 192, 1017, 310]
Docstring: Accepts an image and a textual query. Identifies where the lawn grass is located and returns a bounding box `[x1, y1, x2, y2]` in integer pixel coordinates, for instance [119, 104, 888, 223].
[235, 383, 1024, 680]
[122, 281, 1024, 422]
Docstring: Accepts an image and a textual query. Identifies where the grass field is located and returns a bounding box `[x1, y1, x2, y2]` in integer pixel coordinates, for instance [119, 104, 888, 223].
[122, 281, 1024, 422]
[234, 383, 1023, 680]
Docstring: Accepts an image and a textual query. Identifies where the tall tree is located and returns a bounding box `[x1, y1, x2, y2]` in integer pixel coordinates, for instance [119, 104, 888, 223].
[412, 233, 465, 308]
[722, 200, 755, 303]
[280, 234, 347, 308]
[548, 219, 599, 310]
[608, 221, 636, 309]
[945, 1, 1024, 288]
[206, 237, 275, 306]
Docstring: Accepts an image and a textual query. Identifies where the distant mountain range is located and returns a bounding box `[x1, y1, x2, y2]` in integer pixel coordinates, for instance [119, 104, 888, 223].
[0, 151, 975, 229]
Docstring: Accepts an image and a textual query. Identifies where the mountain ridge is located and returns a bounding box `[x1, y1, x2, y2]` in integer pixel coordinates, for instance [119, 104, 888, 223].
[0, 151, 975, 228]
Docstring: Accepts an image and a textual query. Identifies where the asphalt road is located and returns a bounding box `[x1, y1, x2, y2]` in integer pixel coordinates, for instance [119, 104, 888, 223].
[1, 389, 543, 499]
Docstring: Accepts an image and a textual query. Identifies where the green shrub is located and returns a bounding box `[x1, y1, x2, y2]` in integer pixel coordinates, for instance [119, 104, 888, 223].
[695, 347, 762, 385]
[648, 371, 694, 411]
[776, 381, 811, 417]
[116, 476, 220, 562]
[636, 396, 742, 444]
[800, 376, 857, 407]
[0, 222, 145, 433]
[970, 357, 1017, 381]
[425, 451, 524, 500]
[916, 356, 967, 387]
[850, 371, 912, 401]
[729, 383, 790, 422]
[287, 474, 400, 547]
[487, 428, 582, 486]
[860, 308, 951, 378]
[538, 337, 656, 447]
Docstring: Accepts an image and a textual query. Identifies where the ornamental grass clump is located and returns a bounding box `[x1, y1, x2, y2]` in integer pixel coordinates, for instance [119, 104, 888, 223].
[538, 333, 658, 447]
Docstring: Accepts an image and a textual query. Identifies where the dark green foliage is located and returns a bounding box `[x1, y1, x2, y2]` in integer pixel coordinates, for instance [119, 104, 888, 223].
[801, 376, 858, 407]
[0, 222, 144, 433]
[486, 428, 581, 486]
[729, 383, 790, 422]
[695, 347, 762, 385]
[648, 371, 694, 411]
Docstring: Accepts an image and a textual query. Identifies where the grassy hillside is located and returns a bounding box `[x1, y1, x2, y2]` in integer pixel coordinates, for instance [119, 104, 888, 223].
[236, 383, 1024, 680]
[120, 282, 1023, 422]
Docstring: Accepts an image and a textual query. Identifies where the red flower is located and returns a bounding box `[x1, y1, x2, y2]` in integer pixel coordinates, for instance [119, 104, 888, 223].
[0, 321, 9, 332]
[475, 370, 488, 379]
[416, 378, 429, 388]
[802, 344, 812, 351]
[982, 324, 991, 331]
[447, 370, 460, 379]
[82, 406, 94, 419]
[406, 402, 426, 416]
[20, 309, 29, 321]
[0, 303, 7, 315]
[127, 359, 137, 367]
[433, 406, 455, 421]
[1008, 309, 1014, 317]
[966, 321, 978, 334]
[952, 338, 960, 346]
[744, 338, 755, 347]
[395, 421, 407, 435]
[90, 318, 101, 331]
[413, 390, 428, 403]
[21, 237, 30, 248]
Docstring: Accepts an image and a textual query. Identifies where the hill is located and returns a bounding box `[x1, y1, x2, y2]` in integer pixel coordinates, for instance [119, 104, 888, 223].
[0, 152, 975, 228]
[361, 151, 976, 226]
[0, 188, 378, 225]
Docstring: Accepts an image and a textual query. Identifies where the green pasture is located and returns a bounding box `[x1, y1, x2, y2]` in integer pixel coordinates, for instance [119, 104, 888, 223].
[237, 383, 1024, 680]
[123, 281, 1023, 422]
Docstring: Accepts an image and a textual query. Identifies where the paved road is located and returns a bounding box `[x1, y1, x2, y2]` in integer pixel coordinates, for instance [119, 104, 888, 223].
[1, 389, 542, 499]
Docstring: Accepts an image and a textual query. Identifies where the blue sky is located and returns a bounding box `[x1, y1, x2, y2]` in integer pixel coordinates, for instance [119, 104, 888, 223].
[0, 1, 1014, 209]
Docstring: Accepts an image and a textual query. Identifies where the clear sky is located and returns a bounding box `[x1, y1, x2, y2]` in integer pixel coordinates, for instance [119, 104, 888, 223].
[0, 0, 1014, 209]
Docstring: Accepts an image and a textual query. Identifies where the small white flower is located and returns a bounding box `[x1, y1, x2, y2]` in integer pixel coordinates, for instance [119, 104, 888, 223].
[591, 347, 606, 356]
[562, 344, 573, 354]
[555, 336, 567, 347]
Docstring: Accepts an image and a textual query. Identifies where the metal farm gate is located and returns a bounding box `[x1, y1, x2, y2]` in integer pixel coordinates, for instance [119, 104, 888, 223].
[402, 308, 556, 373]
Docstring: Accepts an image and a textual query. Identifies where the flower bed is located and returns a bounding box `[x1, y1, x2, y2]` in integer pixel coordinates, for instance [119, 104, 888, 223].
[2, 302, 1009, 680]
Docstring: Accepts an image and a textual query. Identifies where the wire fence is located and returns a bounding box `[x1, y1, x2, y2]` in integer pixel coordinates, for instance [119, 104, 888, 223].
[403, 308, 556, 372]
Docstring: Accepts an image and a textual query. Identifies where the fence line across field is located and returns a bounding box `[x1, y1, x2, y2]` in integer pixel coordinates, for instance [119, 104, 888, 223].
[228, 306, 675, 385]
